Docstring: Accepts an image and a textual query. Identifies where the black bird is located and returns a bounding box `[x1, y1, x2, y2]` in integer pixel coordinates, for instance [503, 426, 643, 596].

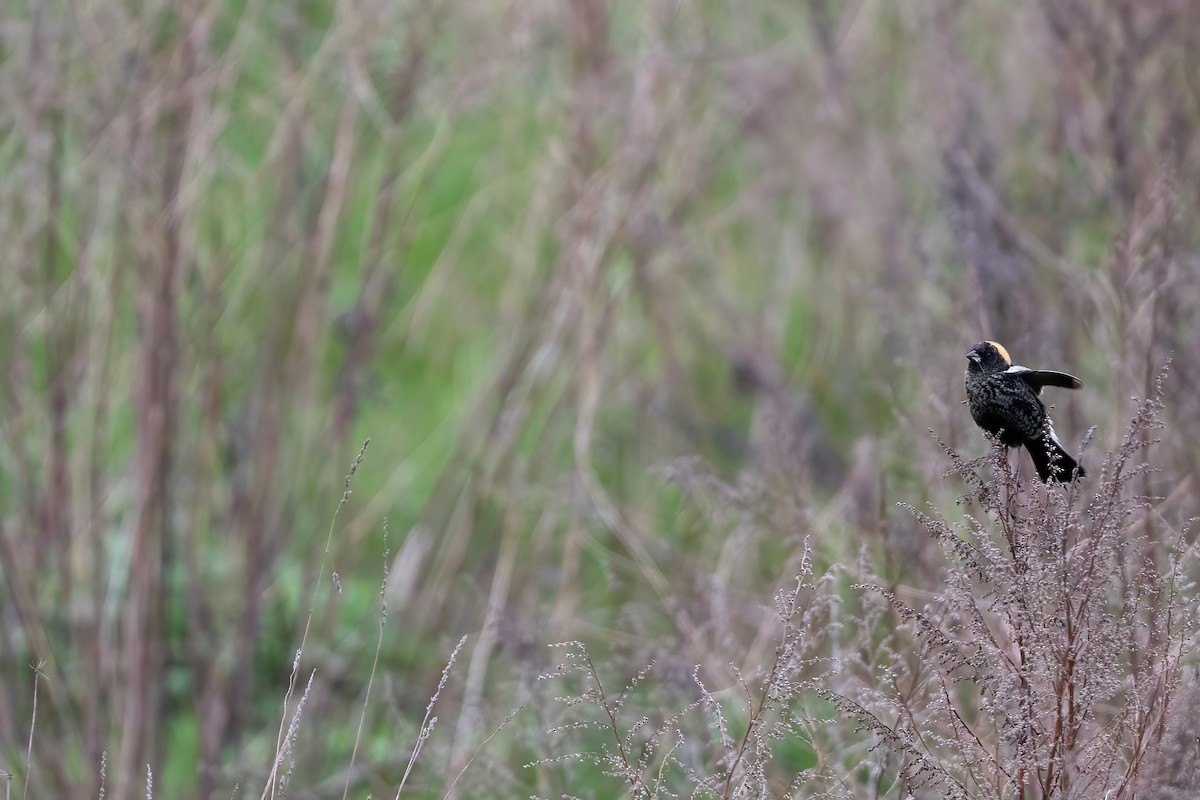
[964, 341, 1085, 483]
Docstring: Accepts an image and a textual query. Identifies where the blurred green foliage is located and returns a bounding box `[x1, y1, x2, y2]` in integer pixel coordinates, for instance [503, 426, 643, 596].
[2, 0, 1200, 797]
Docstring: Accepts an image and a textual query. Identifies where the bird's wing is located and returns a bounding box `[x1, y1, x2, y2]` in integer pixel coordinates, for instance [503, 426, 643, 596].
[1006, 365, 1084, 391]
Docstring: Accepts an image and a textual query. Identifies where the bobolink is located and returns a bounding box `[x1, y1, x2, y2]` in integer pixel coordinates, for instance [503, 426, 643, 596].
[964, 341, 1085, 483]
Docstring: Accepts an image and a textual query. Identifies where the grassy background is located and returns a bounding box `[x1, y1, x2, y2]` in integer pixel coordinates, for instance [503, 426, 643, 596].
[2, 0, 1200, 797]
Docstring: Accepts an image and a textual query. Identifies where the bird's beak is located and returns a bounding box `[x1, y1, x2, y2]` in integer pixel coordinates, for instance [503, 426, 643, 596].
[966, 348, 981, 365]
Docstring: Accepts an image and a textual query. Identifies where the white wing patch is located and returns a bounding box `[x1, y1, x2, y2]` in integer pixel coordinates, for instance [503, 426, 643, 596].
[1046, 421, 1065, 448]
[1004, 365, 1033, 376]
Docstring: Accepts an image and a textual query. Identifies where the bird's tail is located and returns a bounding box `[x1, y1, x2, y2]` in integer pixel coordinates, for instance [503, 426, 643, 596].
[1026, 425, 1085, 483]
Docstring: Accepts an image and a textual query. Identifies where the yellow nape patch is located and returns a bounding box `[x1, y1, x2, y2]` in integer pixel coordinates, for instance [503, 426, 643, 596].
[986, 340, 1012, 364]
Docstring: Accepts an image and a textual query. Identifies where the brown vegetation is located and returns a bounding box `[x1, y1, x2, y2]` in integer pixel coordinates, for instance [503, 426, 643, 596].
[1, 1, 1199, 797]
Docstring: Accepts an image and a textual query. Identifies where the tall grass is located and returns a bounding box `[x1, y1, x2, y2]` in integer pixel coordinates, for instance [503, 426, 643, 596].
[1, 0, 1200, 797]
[529, 368, 1198, 798]
[830, 367, 1198, 798]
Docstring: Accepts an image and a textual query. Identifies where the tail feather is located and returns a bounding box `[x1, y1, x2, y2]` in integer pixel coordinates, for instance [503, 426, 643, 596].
[1025, 428, 1085, 483]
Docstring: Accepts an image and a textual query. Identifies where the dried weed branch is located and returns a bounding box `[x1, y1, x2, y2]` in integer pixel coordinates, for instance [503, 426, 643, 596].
[834, 365, 1199, 799]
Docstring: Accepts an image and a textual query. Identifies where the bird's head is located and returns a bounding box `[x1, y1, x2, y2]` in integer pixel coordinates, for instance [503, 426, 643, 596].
[966, 340, 1012, 374]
